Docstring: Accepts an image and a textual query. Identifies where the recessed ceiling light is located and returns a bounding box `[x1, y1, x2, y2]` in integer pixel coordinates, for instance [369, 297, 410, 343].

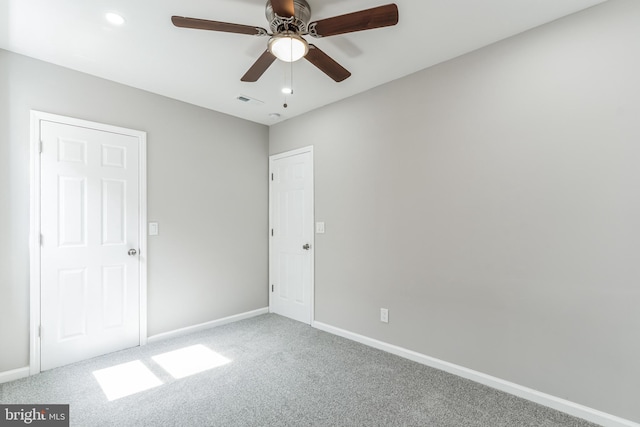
[281, 87, 292, 95]
[269, 113, 281, 119]
[105, 12, 125, 26]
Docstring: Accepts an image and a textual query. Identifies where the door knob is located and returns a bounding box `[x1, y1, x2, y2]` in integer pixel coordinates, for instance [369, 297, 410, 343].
[302, 244, 310, 250]
[128, 249, 138, 256]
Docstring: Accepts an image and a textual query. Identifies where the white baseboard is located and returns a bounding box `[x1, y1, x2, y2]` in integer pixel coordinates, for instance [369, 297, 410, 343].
[312, 321, 639, 427]
[0, 366, 30, 385]
[147, 307, 269, 344]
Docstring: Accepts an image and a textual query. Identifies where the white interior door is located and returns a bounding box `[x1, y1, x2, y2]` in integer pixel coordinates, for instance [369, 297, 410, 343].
[269, 148, 314, 324]
[39, 119, 141, 371]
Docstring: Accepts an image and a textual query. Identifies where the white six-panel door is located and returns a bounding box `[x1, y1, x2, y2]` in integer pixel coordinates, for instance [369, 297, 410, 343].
[269, 148, 313, 324]
[39, 119, 142, 371]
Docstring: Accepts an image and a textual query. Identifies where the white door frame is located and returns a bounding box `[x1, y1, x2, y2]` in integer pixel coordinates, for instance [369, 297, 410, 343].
[268, 146, 314, 324]
[29, 110, 148, 375]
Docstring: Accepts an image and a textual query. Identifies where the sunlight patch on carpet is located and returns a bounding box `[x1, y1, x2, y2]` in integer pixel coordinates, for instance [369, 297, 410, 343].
[152, 344, 231, 379]
[93, 360, 163, 401]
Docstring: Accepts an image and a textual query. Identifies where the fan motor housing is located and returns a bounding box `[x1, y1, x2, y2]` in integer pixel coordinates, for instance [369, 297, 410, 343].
[265, 0, 311, 33]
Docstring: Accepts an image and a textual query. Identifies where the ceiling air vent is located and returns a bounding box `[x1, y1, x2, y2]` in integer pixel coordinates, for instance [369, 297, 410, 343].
[236, 95, 264, 106]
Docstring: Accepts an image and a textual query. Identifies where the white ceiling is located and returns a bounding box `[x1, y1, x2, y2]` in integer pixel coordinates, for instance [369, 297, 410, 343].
[0, 0, 606, 125]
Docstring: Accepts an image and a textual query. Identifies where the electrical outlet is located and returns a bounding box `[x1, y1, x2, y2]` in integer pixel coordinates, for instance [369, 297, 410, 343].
[380, 308, 389, 323]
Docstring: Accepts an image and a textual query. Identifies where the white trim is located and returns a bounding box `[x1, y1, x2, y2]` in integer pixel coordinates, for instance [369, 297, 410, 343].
[147, 308, 269, 343]
[270, 146, 314, 159]
[138, 128, 148, 346]
[313, 321, 640, 427]
[268, 146, 315, 324]
[0, 367, 30, 385]
[29, 111, 148, 374]
[29, 112, 42, 376]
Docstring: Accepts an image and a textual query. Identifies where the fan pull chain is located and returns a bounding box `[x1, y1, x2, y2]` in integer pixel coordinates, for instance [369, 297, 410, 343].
[290, 50, 294, 94]
[290, 36, 294, 95]
[283, 39, 294, 109]
[282, 61, 288, 108]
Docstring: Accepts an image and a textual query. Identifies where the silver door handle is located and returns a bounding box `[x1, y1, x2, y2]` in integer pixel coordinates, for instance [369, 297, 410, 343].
[128, 249, 138, 256]
[302, 244, 310, 250]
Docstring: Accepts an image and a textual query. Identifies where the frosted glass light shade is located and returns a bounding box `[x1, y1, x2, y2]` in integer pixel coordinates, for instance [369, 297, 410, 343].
[105, 12, 125, 26]
[269, 33, 309, 62]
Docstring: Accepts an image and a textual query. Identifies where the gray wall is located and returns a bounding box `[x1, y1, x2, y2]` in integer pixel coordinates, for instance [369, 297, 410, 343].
[0, 49, 269, 372]
[270, 0, 640, 422]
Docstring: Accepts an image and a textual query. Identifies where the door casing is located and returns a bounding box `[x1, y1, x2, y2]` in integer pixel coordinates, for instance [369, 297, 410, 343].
[268, 146, 315, 324]
[29, 110, 148, 375]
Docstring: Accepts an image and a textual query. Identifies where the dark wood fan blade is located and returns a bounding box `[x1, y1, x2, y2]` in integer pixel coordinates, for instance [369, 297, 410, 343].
[241, 50, 277, 82]
[270, 0, 295, 18]
[305, 45, 351, 82]
[172, 16, 267, 36]
[309, 4, 398, 37]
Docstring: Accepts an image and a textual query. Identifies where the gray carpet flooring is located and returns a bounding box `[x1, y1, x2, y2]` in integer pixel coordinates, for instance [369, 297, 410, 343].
[0, 314, 599, 427]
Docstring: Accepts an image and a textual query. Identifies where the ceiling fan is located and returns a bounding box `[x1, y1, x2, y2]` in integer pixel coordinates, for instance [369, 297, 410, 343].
[171, 0, 399, 83]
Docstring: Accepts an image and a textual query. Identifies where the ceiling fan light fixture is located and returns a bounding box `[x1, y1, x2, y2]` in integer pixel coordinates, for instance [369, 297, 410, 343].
[268, 33, 308, 62]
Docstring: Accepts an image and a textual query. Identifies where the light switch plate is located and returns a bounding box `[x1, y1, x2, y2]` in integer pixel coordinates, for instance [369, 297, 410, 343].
[149, 222, 159, 236]
[315, 222, 325, 234]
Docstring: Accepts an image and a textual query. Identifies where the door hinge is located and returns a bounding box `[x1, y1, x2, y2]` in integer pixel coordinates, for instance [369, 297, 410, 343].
[271, 229, 274, 237]
[39, 140, 43, 154]
[38, 325, 41, 338]
[271, 284, 274, 292]
[40, 233, 43, 246]
[271, 173, 274, 181]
